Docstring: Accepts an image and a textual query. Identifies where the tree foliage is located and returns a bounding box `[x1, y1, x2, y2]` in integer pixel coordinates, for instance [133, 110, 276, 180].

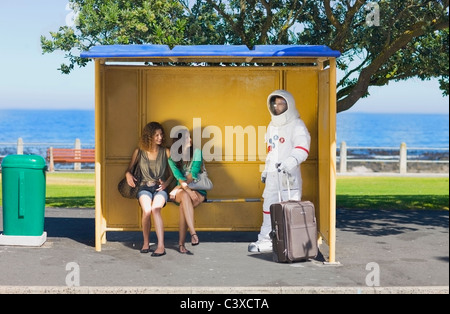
[295, 0, 449, 112]
[41, 0, 187, 73]
[41, 0, 449, 112]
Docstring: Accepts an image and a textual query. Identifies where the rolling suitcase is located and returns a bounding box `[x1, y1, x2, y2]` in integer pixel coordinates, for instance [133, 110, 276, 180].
[270, 171, 318, 263]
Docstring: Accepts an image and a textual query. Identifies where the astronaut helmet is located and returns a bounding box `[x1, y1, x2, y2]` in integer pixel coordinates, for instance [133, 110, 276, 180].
[267, 90, 300, 126]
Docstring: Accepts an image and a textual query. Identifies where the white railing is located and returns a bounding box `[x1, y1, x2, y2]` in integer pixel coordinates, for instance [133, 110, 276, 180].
[2, 138, 449, 174]
[338, 142, 449, 174]
[0, 138, 95, 171]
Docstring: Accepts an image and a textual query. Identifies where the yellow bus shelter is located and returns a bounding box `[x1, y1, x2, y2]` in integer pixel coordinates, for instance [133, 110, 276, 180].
[81, 45, 341, 262]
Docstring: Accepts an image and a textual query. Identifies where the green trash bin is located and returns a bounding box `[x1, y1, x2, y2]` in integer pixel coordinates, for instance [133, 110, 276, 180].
[1, 155, 47, 236]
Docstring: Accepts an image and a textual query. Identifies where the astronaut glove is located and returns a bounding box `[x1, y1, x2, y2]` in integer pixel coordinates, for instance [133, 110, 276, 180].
[277, 156, 298, 173]
[261, 171, 267, 184]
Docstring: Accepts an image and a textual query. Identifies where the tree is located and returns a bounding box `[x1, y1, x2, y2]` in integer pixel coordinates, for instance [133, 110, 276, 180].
[200, 0, 308, 46]
[198, 0, 449, 112]
[297, 0, 449, 112]
[180, 0, 228, 45]
[42, 0, 449, 113]
[41, 0, 187, 74]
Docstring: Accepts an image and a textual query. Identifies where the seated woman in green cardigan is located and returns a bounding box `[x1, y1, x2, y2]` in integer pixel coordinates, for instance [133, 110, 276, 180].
[168, 129, 206, 254]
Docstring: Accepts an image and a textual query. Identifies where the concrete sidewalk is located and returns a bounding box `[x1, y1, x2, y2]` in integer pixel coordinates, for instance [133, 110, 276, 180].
[0, 207, 448, 294]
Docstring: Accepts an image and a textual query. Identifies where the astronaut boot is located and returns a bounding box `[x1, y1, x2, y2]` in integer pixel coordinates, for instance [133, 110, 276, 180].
[249, 213, 273, 253]
[248, 239, 272, 253]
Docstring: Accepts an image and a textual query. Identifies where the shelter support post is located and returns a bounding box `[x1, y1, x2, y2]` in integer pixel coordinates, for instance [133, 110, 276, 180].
[95, 59, 106, 252]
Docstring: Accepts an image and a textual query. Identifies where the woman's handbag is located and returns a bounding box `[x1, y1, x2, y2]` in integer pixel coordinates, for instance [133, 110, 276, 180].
[118, 151, 142, 199]
[188, 163, 213, 191]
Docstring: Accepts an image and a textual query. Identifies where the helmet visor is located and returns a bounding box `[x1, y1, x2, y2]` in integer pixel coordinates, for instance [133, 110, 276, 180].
[269, 96, 288, 116]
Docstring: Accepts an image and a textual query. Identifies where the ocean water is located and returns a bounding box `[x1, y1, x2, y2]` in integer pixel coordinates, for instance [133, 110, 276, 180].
[337, 113, 449, 148]
[0, 110, 448, 157]
[0, 110, 95, 161]
[0, 109, 95, 144]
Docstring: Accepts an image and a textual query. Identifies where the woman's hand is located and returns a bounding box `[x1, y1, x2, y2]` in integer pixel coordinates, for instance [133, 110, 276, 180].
[188, 189, 199, 203]
[169, 186, 180, 200]
[125, 171, 137, 188]
[180, 181, 189, 190]
[185, 173, 194, 184]
[157, 179, 167, 192]
[181, 181, 199, 203]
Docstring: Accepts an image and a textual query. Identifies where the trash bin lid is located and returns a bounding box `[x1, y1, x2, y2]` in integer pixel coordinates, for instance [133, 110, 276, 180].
[1, 155, 46, 169]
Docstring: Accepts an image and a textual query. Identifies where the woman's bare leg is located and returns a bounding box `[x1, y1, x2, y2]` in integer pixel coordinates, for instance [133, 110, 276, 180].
[176, 190, 205, 246]
[151, 194, 166, 254]
[139, 195, 153, 251]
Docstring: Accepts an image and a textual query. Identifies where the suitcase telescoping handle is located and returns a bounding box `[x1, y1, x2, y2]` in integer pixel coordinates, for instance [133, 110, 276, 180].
[275, 163, 291, 202]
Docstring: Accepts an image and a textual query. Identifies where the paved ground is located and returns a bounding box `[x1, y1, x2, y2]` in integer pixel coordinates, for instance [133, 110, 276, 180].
[0, 207, 448, 294]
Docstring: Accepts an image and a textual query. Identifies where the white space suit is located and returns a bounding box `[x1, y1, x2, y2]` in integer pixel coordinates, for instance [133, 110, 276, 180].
[248, 90, 311, 253]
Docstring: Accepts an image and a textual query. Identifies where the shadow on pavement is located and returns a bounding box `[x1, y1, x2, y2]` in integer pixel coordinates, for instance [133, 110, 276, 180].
[43, 215, 259, 249]
[337, 209, 449, 237]
[37, 209, 450, 252]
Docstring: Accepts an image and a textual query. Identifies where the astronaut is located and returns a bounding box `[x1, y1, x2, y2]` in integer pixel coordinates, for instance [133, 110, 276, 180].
[248, 90, 311, 253]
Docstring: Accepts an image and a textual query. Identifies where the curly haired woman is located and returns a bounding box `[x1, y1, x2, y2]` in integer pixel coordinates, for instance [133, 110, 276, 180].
[126, 122, 173, 256]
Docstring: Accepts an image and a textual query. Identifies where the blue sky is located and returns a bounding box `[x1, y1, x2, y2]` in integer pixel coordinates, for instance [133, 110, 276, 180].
[0, 0, 448, 114]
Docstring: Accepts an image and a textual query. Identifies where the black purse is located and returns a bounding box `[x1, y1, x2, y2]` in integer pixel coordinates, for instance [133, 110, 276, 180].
[118, 150, 142, 199]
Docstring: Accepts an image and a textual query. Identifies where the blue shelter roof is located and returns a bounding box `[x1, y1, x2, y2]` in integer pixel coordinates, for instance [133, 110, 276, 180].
[80, 45, 341, 60]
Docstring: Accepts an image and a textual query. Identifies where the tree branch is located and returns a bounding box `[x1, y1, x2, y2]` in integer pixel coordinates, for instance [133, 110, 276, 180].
[337, 18, 449, 113]
[337, 54, 371, 88]
[259, 0, 274, 44]
[205, 0, 250, 46]
[324, 0, 340, 29]
[177, 0, 192, 14]
[275, 0, 306, 44]
[331, 0, 366, 51]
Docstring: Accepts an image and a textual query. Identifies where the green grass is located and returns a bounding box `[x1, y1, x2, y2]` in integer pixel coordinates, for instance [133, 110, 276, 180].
[337, 176, 449, 210]
[45, 172, 95, 208]
[0, 172, 95, 208]
[1, 173, 448, 210]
